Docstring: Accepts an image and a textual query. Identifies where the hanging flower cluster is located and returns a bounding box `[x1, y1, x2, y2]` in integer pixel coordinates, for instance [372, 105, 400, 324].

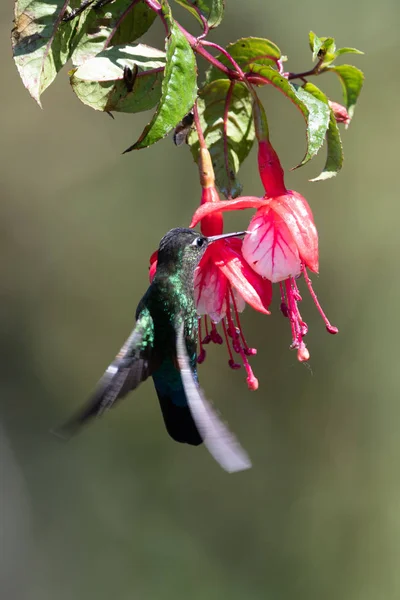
[148, 97, 340, 389]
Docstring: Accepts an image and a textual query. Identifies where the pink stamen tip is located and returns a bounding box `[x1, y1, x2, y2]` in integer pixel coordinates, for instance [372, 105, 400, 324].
[297, 344, 310, 362]
[202, 334, 211, 345]
[229, 359, 241, 370]
[197, 349, 206, 364]
[245, 347, 257, 356]
[247, 375, 259, 391]
[326, 325, 339, 335]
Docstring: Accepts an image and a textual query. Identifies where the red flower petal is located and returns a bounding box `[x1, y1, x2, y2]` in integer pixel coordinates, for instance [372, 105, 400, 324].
[190, 196, 266, 229]
[242, 206, 302, 282]
[272, 192, 319, 273]
[214, 241, 272, 314]
[194, 252, 227, 322]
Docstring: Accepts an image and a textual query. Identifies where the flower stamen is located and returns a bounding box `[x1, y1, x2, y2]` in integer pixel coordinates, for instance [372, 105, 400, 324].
[197, 318, 206, 364]
[203, 316, 211, 344]
[230, 288, 257, 356]
[196, 289, 259, 389]
[222, 318, 241, 370]
[280, 277, 310, 362]
[302, 266, 339, 334]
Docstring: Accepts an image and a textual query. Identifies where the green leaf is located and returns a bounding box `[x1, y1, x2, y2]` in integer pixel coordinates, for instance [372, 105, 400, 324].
[174, 0, 224, 28]
[125, 1, 197, 151]
[328, 64, 364, 120]
[70, 0, 156, 67]
[12, 0, 75, 106]
[318, 37, 336, 66]
[249, 65, 330, 168]
[206, 37, 281, 84]
[187, 80, 255, 199]
[309, 31, 323, 62]
[336, 47, 364, 57]
[301, 83, 343, 181]
[70, 44, 165, 113]
[309, 31, 338, 67]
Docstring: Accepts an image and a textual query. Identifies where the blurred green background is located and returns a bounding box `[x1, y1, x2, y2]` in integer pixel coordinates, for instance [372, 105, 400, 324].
[1, 1, 399, 598]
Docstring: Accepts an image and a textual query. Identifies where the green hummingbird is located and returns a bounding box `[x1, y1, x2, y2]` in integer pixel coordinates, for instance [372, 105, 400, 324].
[55, 228, 251, 473]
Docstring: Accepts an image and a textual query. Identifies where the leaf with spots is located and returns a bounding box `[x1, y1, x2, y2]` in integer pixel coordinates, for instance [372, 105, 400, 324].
[124, 0, 197, 152]
[70, 43, 165, 113]
[12, 0, 75, 106]
[70, 0, 157, 67]
[249, 65, 330, 168]
[187, 79, 255, 199]
[300, 83, 343, 181]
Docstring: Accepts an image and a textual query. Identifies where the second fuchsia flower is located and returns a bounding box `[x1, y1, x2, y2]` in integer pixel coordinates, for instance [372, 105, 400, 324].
[150, 148, 272, 390]
[191, 115, 337, 362]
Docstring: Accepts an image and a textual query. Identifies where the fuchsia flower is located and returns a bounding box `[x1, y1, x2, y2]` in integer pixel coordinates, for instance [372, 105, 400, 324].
[190, 138, 338, 362]
[149, 149, 272, 390]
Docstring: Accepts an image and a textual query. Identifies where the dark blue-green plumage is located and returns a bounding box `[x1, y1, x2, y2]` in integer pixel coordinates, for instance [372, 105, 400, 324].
[55, 228, 251, 472]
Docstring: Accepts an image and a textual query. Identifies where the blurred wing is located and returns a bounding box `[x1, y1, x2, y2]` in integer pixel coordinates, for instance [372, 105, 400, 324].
[175, 321, 252, 473]
[53, 308, 154, 439]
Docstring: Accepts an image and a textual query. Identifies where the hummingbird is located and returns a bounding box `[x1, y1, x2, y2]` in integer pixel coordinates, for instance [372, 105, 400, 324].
[55, 228, 251, 473]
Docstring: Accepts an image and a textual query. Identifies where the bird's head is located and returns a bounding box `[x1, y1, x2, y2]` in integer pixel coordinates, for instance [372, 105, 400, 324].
[156, 227, 245, 277]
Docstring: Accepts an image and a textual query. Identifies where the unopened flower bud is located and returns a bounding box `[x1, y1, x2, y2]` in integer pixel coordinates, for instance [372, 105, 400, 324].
[329, 101, 350, 126]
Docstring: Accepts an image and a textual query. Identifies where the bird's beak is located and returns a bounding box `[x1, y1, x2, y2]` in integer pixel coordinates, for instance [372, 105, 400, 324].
[207, 231, 247, 243]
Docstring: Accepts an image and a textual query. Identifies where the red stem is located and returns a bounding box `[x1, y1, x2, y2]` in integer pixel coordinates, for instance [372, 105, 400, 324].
[223, 81, 234, 198]
[200, 40, 246, 80]
[143, 0, 242, 80]
[103, 0, 140, 49]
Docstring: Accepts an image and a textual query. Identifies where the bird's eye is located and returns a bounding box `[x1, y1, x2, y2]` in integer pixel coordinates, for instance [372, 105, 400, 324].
[192, 237, 206, 248]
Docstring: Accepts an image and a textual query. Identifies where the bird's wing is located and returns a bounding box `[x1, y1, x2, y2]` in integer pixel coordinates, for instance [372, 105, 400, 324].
[175, 320, 252, 473]
[53, 308, 154, 438]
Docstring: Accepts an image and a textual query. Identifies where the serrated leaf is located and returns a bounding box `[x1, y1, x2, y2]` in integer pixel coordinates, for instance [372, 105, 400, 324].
[249, 65, 330, 168]
[124, 1, 197, 151]
[187, 80, 255, 199]
[206, 37, 281, 84]
[302, 83, 343, 181]
[328, 64, 364, 120]
[174, 0, 224, 28]
[336, 47, 364, 57]
[70, 0, 156, 67]
[12, 0, 74, 106]
[70, 44, 165, 112]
